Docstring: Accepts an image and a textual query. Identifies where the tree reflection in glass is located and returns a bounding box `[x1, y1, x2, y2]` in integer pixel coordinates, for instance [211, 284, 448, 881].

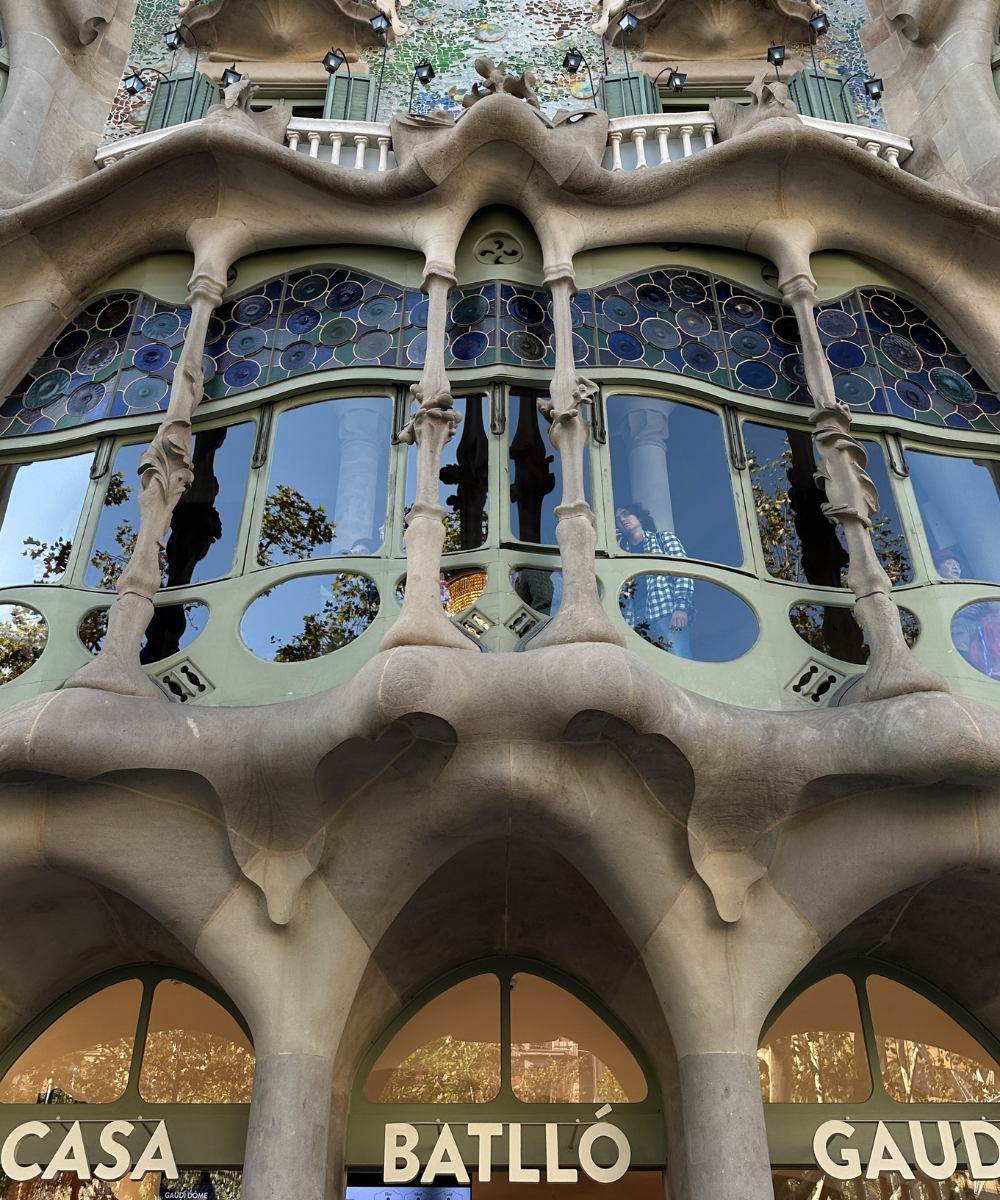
[364, 975, 501, 1103]
[0, 604, 47, 684]
[0, 980, 142, 1104]
[240, 573, 379, 661]
[260, 398, 391, 564]
[0, 453, 92, 588]
[867, 975, 1000, 1103]
[757, 975, 871, 1103]
[138, 980, 253, 1104]
[789, 602, 919, 665]
[79, 602, 208, 664]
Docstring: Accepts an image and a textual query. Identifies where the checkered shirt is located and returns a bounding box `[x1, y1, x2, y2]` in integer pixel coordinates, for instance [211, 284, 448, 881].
[624, 531, 695, 622]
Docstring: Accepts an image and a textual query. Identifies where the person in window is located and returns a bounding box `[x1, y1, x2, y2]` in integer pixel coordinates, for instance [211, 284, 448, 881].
[615, 504, 694, 658]
[940, 550, 1000, 678]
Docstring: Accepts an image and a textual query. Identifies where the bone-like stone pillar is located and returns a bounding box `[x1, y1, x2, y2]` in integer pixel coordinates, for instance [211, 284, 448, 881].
[243, 1053, 335, 1200]
[679, 1053, 773, 1200]
[750, 219, 947, 704]
[526, 274, 625, 649]
[380, 270, 476, 651]
[64, 218, 255, 697]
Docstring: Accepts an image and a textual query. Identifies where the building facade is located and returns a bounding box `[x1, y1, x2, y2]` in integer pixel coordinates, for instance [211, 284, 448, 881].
[2, 1, 1000, 1200]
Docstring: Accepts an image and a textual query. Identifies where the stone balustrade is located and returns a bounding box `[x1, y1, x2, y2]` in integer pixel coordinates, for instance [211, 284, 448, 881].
[96, 110, 912, 173]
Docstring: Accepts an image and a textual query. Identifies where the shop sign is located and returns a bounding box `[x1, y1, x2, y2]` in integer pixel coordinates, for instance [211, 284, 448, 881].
[384, 1120, 631, 1184]
[814, 1119, 1000, 1181]
[0, 1119, 178, 1183]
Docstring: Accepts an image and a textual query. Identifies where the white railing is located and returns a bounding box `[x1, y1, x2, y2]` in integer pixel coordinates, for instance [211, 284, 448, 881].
[96, 109, 911, 174]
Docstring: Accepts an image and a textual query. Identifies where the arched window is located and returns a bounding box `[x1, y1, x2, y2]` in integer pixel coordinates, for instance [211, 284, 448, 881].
[760, 962, 1000, 1193]
[0, 967, 253, 1194]
[348, 958, 665, 1183]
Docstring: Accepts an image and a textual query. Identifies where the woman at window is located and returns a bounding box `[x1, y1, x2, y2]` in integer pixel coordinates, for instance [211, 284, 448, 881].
[942, 551, 1000, 678]
[615, 504, 694, 658]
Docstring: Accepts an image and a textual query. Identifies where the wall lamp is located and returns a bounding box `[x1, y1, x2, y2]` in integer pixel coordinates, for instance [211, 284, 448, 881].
[865, 76, 884, 99]
[122, 65, 170, 97]
[409, 59, 435, 111]
[163, 24, 202, 122]
[562, 46, 601, 109]
[767, 42, 785, 80]
[370, 11, 390, 120]
[221, 63, 242, 87]
[650, 65, 686, 92]
[809, 10, 830, 35]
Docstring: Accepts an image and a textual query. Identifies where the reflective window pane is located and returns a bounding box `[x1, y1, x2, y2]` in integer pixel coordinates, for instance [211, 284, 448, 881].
[80, 601, 209, 664]
[0, 979, 142, 1104]
[0, 454, 92, 586]
[260, 397, 391, 565]
[406, 395, 489, 552]
[139, 980, 254, 1103]
[87, 424, 253, 589]
[364, 974, 500, 1103]
[952, 600, 1000, 679]
[240, 573, 379, 661]
[512, 567, 565, 617]
[908, 450, 1000, 584]
[509, 390, 585, 545]
[867, 974, 1000, 1102]
[442, 568, 487, 615]
[744, 423, 912, 586]
[620, 575, 758, 661]
[758, 974, 871, 1103]
[774, 1167, 1000, 1200]
[789, 601, 919, 665]
[608, 396, 742, 567]
[0, 603, 47, 684]
[510, 972, 647, 1103]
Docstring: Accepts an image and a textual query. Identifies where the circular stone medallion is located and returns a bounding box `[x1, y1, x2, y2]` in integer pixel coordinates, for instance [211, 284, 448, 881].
[508, 331, 546, 360]
[24, 369, 71, 409]
[55, 330, 88, 359]
[730, 329, 770, 358]
[880, 333, 922, 371]
[223, 360, 261, 389]
[78, 339, 119, 374]
[827, 340, 866, 371]
[735, 360, 777, 390]
[452, 294, 490, 327]
[607, 331, 643, 360]
[451, 330, 489, 360]
[833, 373, 875, 407]
[602, 296, 638, 326]
[355, 330, 393, 359]
[280, 342, 316, 371]
[508, 295, 545, 325]
[291, 274, 330, 303]
[123, 375, 169, 409]
[97, 299, 132, 330]
[671, 275, 707, 305]
[724, 296, 763, 325]
[681, 342, 719, 373]
[360, 296, 398, 327]
[327, 281, 365, 311]
[895, 379, 932, 410]
[232, 295, 272, 325]
[228, 327, 267, 357]
[636, 283, 672, 311]
[320, 317, 356, 347]
[816, 309, 857, 339]
[67, 382, 107, 415]
[676, 308, 713, 338]
[929, 366, 976, 405]
[286, 308, 321, 335]
[142, 312, 181, 341]
[133, 343, 172, 372]
[641, 318, 681, 350]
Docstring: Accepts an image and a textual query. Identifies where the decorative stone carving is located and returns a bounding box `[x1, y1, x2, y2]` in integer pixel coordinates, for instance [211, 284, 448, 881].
[204, 73, 292, 142]
[710, 68, 800, 141]
[180, 0, 407, 58]
[461, 57, 542, 109]
[593, 0, 811, 59]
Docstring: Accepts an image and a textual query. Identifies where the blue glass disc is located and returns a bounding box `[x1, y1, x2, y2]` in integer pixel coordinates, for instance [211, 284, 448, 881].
[681, 342, 718, 373]
[929, 366, 976, 405]
[78, 339, 119, 374]
[327, 282, 364, 311]
[827, 340, 866, 370]
[641, 318, 680, 350]
[223, 359, 261, 388]
[280, 342, 316, 371]
[24, 370, 71, 409]
[133, 343, 171, 372]
[228, 327, 267, 357]
[355, 330, 393, 359]
[509, 295, 545, 325]
[735, 360, 777, 390]
[452, 330, 489, 360]
[816, 309, 857, 338]
[55, 330, 88, 359]
[608, 331, 643, 360]
[452, 295, 490, 326]
[895, 379, 931, 410]
[603, 296, 637, 325]
[232, 295, 272, 325]
[833, 373, 875, 406]
[123, 375, 169, 408]
[286, 308, 321, 335]
[67, 382, 106, 415]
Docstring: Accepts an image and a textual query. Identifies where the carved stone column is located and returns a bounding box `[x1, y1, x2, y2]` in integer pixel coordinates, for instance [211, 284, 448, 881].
[526, 275, 625, 649]
[751, 220, 948, 703]
[65, 218, 255, 697]
[380, 271, 477, 651]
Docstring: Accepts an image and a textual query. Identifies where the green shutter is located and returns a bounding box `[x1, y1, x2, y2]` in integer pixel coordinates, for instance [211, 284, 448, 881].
[323, 74, 376, 121]
[787, 69, 856, 124]
[145, 72, 219, 131]
[600, 72, 659, 118]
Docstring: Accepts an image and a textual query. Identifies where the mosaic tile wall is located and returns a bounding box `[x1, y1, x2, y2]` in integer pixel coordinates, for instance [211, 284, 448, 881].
[4, 266, 998, 438]
[104, 0, 883, 141]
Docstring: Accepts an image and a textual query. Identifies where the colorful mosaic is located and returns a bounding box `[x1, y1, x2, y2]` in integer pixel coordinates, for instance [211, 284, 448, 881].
[7, 269, 998, 437]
